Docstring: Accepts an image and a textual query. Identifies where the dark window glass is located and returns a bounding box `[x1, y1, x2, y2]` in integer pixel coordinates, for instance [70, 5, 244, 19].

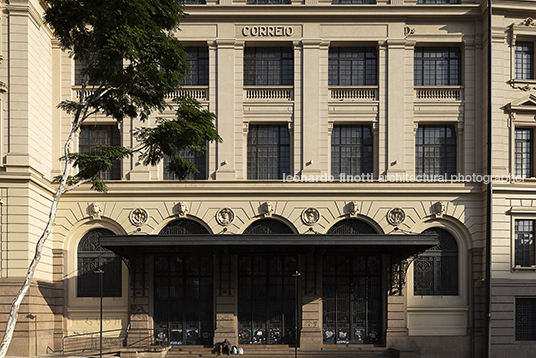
[331, 125, 373, 179]
[417, 0, 460, 3]
[515, 128, 533, 178]
[327, 219, 377, 234]
[332, 0, 375, 4]
[79, 125, 121, 180]
[328, 47, 377, 86]
[247, 125, 290, 180]
[414, 47, 461, 86]
[164, 148, 207, 180]
[243, 219, 294, 234]
[414, 228, 458, 296]
[78, 229, 122, 297]
[415, 125, 456, 178]
[182, 0, 206, 3]
[247, 0, 291, 4]
[74, 53, 123, 86]
[515, 42, 534, 80]
[515, 220, 535, 268]
[183, 47, 209, 86]
[516, 298, 536, 341]
[159, 219, 211, 235]
[244, 47, 294, 86]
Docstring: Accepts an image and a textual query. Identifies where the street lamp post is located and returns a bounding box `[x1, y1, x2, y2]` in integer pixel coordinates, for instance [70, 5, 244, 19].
[94, 258, 104, 358]
[292, 271, 301, 358]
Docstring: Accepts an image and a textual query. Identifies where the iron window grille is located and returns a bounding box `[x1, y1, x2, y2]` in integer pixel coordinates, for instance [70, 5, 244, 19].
[516, 298, 536, 341]
[244, 47, 294, 86]
[413, 228, 458, 296]
[515, 42, 534, 80]
[79, 125, 122, 180]
[515, 219, 535, 268]
[247, 125, 291, 180]
[163, 148, 207, 180]
[77, 229, 122, 297]
[415, 125, 456, 178]
[416, 0, 460, 3]
[159, 219, 211, 235]
[515, 128, 534, 178]
[327, 219, 377, 235]
[183, 47, 209, 86]
[328, 47, 377, 86]
[414, 47, 461, 86]
[331, 125, 373, 179]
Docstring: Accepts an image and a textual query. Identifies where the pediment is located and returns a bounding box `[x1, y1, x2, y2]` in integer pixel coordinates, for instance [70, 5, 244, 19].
[506, 94, 536, 112]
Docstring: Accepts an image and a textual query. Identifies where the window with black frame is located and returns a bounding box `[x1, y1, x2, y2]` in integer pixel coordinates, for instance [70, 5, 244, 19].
[515, 128, 534, 178]
[244, 47, 293, 86]
[77, 229, 122, 297]
[331, 0, 375, 4]
[515, 42, 534, 80]
[516, 298, 536, 341]
[415, 125, 456, 178]
[183, 47, 209, 86]
[515, 219, 535, 268]
[163, 147, 207, 180]
[247, 125, 290, 180]
[413, 228, 458, 296]
[414, 47, 461, 86]
[328, 47, 377, 86]
[246, 0, 290, 4]
[331, 125, 373, 179]
[79, 125, 122, 180]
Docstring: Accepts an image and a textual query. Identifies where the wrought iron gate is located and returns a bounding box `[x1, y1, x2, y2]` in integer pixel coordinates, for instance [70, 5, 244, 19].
[238, 255, 297, 345]
[322, 255, 381, 344]
[154, 255, 213, 345]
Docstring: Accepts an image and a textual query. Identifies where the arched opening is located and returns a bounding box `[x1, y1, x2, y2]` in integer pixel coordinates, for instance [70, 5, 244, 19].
[327, 218, 377, 234]
[243, 218, 294, 234]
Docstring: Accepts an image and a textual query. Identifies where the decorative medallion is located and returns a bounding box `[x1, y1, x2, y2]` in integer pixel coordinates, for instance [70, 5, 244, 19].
[129, 208, 148, 227]
[404, 26, 415, 37]
[347, 201, 360, 216]
[387, 207, 406, 226]
[302, 207, 320, 226]
[260, 201, 274, 217]
[89, 202, 101, 220]
[432, 201, 446, 218]
[175, 201, 189, 217]
[216, 208, 235, 226]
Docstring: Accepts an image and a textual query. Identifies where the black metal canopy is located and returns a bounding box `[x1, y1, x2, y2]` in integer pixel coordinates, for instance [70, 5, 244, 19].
[100, 233, 439, 259]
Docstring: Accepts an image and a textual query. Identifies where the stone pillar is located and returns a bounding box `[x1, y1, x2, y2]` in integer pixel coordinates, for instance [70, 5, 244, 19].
[214, 254, 237, 344]
[127, 256, 152, 346]
[300, 250, 322, 349]
[52, 249, 67, 352]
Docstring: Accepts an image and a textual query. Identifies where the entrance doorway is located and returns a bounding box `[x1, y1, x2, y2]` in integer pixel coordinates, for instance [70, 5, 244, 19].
[238, 255, 298, 345]
[154, 255, 213, 345]
[322, 254, 381, 344]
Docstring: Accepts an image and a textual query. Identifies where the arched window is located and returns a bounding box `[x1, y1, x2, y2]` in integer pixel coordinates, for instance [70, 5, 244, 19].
[327, 219, 377, 234]
[159, 219, 211, 235]
[243, 219, 294, 234]
[413, 228, 458, 296]
[78, 229, 122, 297]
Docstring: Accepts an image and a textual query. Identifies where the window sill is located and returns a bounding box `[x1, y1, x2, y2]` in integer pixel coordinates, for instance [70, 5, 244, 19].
[508, 79, 536, 91]
[513, 265, 536, 271]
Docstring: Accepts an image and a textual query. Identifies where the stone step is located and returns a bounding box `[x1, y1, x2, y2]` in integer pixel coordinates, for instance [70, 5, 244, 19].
[165, 345, 394, 358]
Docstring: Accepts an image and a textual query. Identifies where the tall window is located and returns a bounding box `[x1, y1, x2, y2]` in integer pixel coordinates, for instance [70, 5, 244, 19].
[78, 229, 122, 297]
[163, 148, 207, 180]
[515, 219, 535, 268]
[328, 47, 377, 86]
[79, 125, 121, 180]
[417, 0, 459, 3]
[516, 298, 536, 341]
[244, 47, 294, 86]
[247, 125, 290, 180]
[415, 125, 456, 178]
[331, 125, 373, 179]
[515, 128, 533, 178]
[183, 47, 209, 86]
[414, 47, 461, 86]
[414, 228, 458, 296]
[515, 42, 534, 80]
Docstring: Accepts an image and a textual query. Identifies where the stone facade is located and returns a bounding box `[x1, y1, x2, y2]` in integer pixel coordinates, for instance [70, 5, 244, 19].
[0, 0, 536, 357]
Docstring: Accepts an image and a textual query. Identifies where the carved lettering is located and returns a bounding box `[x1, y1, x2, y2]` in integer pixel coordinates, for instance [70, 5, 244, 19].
[242, 26, 294, 37]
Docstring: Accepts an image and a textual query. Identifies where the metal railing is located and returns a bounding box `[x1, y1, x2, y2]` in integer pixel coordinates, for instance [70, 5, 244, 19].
[63, 329, 127, 354]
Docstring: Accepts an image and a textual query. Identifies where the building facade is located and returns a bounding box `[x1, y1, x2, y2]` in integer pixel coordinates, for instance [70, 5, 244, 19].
[1, 0, 536, 357]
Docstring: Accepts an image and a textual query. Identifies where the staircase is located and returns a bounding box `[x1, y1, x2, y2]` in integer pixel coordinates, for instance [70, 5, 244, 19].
[165, 345, 395, 358]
